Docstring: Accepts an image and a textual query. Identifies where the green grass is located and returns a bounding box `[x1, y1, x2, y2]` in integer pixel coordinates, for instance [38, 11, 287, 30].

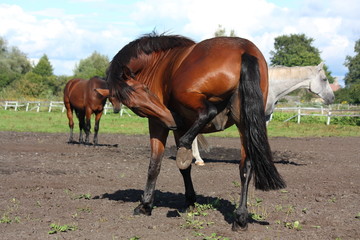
[0, 110, 359, 137]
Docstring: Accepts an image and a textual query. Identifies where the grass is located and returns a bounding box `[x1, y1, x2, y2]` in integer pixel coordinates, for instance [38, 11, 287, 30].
[0, 109, 359, 137]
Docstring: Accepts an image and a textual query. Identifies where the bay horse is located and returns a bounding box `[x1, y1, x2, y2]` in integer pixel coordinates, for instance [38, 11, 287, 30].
[193, 63, 335, 165]
[63, 76, 121, 145]
[99, 33, 286, 230]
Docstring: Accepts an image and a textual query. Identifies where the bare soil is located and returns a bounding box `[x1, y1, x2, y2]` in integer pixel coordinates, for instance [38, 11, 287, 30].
[0, 131, 359, 240]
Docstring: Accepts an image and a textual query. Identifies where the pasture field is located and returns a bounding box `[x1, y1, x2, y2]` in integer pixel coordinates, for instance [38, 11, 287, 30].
[0, 132, 359, 239]
[0, 110, 359, 137]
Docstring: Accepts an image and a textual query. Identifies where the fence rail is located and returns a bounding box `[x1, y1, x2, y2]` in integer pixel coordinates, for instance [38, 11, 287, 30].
[273, 106, 360, 125]
[1, 100, 131, 116]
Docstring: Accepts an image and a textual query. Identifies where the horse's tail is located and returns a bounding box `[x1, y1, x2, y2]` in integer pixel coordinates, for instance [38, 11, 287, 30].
[239, 53, 286, 191]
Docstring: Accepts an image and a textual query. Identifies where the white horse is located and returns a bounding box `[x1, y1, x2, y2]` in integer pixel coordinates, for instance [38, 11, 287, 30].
[193, 63, 335, 165]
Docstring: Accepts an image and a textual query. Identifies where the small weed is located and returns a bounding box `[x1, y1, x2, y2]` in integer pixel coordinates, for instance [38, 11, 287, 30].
[0, 214, 12, 223]
[328, 197, 337, 203]
[249, 212, 266, 221]
[76, 193, 92, 200]
[284, 220, 302, 230]
[232, 181, 241, 188]
[312, 225, 321, 229]
[280, 190, 289, 193]
[180, 203, 215, 229]
[302, 208, 308, 214]
[356, 212, 360, 219]
[129, 236, 140, 240]
[48, 223, 77, 234]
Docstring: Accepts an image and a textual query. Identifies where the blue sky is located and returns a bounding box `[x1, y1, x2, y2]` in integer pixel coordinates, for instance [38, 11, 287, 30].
[1, 0, 359, 86]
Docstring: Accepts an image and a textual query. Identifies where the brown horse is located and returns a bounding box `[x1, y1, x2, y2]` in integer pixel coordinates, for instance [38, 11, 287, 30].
[63, 76, 121, 145]
[99, 33, 286, 230]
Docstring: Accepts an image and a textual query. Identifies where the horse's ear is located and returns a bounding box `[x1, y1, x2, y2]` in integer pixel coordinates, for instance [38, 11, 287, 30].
[317, 62, 324, 71]
[122, 66, 135, 80]
[95, 88, 110, 97]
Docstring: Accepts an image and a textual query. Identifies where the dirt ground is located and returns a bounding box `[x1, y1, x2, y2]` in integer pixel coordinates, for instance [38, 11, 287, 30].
[0, 131, 359, 240]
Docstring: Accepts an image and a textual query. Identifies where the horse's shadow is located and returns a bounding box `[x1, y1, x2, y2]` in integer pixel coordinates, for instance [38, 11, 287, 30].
[94, 189, 269, 226]
[167, 146, 306, 166]
[67, 141, 118, 148]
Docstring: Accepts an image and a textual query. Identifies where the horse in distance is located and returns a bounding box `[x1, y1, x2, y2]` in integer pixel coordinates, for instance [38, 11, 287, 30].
[100, 33, 286, 231]
[63, 76, 121, 145]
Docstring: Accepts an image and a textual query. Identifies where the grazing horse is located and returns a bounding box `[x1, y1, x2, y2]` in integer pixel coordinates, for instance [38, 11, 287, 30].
[101, 33, 286, 230]
[193, 63, 335, 165]
[63, 76, 121, 145]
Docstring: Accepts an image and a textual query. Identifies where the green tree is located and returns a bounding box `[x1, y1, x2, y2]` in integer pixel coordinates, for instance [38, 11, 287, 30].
[33, 54, 53, 77]
[0, 37, 32, 89]
[344, 39, 360, 87]
[73, 51, 109, 79]
[270, 33, 334, 83]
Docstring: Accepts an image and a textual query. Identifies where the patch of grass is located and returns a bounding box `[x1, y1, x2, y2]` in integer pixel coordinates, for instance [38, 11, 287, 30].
[1, 109, 360, 137]
[48, 223, 77, 234]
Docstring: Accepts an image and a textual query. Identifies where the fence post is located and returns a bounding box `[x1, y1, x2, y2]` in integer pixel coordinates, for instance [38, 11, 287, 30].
[297, 107, 301, 124]
[327, 110, 332, 125]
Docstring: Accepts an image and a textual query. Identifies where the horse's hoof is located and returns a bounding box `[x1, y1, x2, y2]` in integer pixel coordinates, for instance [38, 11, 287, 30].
[133, 204, 152, 216]
[195, 161, 205, 166]
[176, 147, 193, 170]
[232, 221, 248, 231]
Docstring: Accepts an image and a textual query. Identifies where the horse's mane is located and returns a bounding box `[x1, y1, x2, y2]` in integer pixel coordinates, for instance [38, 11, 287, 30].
[107, 32, 195, 101]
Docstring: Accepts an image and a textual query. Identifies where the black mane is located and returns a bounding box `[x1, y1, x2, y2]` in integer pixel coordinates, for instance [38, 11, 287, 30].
[107, 32, 195, 102]
[111, 32, 195, 68]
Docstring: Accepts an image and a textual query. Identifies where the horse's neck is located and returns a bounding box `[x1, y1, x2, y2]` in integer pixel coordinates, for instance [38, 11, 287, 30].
[135, 47, 194, 94]
[269, 68, 311, 100]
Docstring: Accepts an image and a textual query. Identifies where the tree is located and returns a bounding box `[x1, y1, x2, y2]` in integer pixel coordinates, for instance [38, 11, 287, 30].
[270, 33, 334, 83]
[344, 39, 360, 87]
[0, 36, 32, 89]
[73, 51, 109, 79]
[214, 25, 237, 37]
[33, 54, 53, 77]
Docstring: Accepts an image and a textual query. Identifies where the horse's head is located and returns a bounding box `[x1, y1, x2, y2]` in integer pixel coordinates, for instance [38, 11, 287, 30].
[309, 62, 335, 105]
[108, 96, 121, 114]
[100, 66, 178, 130]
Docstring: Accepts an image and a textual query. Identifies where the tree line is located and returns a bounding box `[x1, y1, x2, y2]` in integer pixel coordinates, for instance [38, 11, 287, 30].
[1, 30, 359, 103]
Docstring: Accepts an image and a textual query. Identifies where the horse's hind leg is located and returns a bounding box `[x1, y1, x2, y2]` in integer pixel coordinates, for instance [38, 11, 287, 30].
[77, 111, 85, 143]
[233, 140, 253, 231]
[93, 111, 103, 145]
[134, 119, 169, 216]
[84, 108, 92, 144]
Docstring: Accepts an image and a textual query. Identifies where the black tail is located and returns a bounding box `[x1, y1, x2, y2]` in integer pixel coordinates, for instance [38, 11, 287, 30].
[239, 53, 286, 191]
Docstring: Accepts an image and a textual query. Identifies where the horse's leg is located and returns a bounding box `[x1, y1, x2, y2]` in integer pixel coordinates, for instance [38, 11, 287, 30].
[176, 100, 217, 169]
[192, 136, 205, 166]
[77, 111, 85, 143]
[174, 131, 196, 208]
[93, 111, 103, 145]
[84, 108, 92, 144]
[65, 105, 74, 143]
[233, 140, 252, 231]
[134, 119, 169, 216]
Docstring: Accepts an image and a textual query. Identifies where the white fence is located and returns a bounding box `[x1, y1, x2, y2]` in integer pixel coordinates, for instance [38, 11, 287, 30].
[1, 100, 131, 116]
[273, 106, 360, 125]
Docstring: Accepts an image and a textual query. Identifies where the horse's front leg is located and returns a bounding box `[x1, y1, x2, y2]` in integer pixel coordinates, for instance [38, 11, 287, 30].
[134, 119, 169, 216]
[176, 102, 217, 169]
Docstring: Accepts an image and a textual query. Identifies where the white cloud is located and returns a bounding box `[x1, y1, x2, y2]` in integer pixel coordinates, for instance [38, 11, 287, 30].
[0, 0, 359, 80]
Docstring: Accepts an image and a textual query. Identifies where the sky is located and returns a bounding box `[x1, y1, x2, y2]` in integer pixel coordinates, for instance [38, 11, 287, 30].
[0, 0, 359, 86]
